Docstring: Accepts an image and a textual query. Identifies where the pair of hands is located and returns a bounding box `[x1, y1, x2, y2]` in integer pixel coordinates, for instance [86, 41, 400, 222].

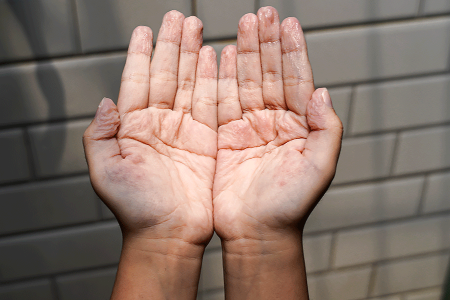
[83, 7, 342, 259]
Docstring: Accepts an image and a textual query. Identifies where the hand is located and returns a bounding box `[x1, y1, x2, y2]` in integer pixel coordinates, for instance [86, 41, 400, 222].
[214, 7, 343, 246]
[83, 11, 217, 247]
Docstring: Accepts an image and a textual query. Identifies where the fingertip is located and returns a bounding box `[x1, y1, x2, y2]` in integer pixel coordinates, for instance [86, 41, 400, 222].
[129, 26, 153, 54]
[281, 17, 301, 30]
[164, 10, 185, 21]
[184, 15, 203, 30]
[239, 13, 258, 31]
[221, 45, 237, 61]
[198, 46, 218, 78]
[257, 6, 279, 24]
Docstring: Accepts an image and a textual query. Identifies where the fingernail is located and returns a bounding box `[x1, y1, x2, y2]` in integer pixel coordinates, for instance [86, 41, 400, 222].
[95, 98, 107, 118]
[321, 88, 333, 108]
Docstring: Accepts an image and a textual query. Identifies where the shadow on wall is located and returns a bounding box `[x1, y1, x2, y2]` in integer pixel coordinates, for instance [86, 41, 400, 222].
[443, 263, 450, 299]
[5, 0, 66, 175]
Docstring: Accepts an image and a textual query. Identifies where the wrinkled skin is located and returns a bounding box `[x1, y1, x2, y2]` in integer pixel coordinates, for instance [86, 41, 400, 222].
[83, 12, 218, 245]
[213, 8, 343, 241]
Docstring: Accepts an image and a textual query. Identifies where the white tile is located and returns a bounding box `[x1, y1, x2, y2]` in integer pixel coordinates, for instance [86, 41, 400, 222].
[351, 75, 450, 134]
[261, 0, 420, 28]
[371, 253, 449, 296]
[303, 234, 332, 272]
[334, 215, 450, 267]
[334, 134, 396, 184]
[308, 267, 372, 300]
[394, 125, 450, 175]
[306, 18, 450, 86]
[305, 177, 423, 232]
[423, 171, 450, 213]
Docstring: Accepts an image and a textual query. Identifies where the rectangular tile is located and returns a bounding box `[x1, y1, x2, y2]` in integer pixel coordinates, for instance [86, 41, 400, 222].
[422, 0, 450, 14]
[351, 75, 450, 134]
[305, 177, 423, 233]
[303, 234, 332, 272]
[333, 134, 396, 184]
[75, 0, 191, 52]
[0, 279, 54, 300]
[29, 120, 91, 177]
[57, 267, 116, 300]
[0, 0, 77, 62]
[423, 171, 450, 213]
[0, 128, 30, 184]
[0, 54, 125, 126]
[405, 288, 442, 300]
[334, 215, 450, 267]
[0, 222, 121, 281]
[394, 125, 450, 175]
[308, 267, 372, 300]
[261, 0, 420, 28]
[197, 0, 255, 39]
[0, 176, 100, 235]
[371, 253, 449, 296]
[306, 18, 450, 86]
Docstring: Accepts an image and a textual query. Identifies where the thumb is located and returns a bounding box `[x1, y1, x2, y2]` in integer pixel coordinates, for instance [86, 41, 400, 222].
[303, 88, 343, 173]
[83, 98, 121, 179]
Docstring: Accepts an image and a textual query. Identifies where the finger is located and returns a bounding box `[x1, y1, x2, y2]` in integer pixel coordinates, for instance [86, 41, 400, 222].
[173, 16, 203, 113]
[192, 46, 218, 131]
[281, 17, 314, 116]
[149, 10, 184, 109]
[303, 88, 343, 172]
[237, 13, 264, 112]
[258, 7, 286, 110]
[83, 98, 122, 181]
[218, 45, 241, 126]
[117, 26, 153, 116]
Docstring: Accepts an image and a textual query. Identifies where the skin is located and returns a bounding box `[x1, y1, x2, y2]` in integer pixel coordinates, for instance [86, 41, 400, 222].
[83, 11, 218, 300]
[83, 6, 343, 300]
[213, 7, 343, 299]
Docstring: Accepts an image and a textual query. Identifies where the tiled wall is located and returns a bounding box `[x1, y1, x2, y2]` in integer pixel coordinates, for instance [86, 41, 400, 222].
[0, 0, 449, 299]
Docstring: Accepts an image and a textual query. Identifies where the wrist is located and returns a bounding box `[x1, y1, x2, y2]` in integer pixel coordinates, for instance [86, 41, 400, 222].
[220, 230, 309, 300]
[111, 235, 205, 300]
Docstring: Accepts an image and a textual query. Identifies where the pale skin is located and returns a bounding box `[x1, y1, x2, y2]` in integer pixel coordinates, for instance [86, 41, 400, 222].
[83, 6, 342, 300]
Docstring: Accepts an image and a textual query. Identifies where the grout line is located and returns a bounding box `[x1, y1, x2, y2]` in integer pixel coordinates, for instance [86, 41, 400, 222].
[22, 127, 37, 181]
[303, 209, 450, 237]
[0, 219, 117, 240]
[343, 84, 356, 138]
[255, 0, 260, 13]
[330, 166, 450, 188]
[417, 0, 425, 16]
[388, 131, 401, 176]
[366, 263, 377, 298]
[69, 0, 83, 54]
[327, 231, 338, 269]
[0, 263, 119, 287]
[306, 249, 450, 277]
[50, 276, 61, 300]
[416, 175, 430, 215]
[191, 0, 197, 16]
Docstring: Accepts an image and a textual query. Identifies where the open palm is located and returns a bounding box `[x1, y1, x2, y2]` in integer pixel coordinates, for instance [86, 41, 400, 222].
[84, 12, 217, 245]
[213, 8, 343, 241]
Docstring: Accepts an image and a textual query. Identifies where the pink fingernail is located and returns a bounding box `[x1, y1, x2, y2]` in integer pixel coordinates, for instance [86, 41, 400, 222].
[321, 88, 333, 108]
[95, 98, 107, 118]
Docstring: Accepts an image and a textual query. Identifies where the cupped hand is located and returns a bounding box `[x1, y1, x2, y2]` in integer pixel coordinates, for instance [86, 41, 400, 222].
[213, 7, 343, 241]
[83, 11, 217, 245]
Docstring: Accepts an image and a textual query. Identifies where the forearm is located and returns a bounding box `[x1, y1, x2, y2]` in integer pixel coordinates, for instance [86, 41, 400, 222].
[222, 230, 309, 300]
[111, 235, 205, 300]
